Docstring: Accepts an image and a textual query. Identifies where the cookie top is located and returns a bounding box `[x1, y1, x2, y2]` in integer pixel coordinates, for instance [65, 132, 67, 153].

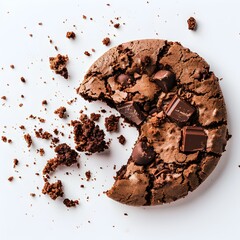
[78, 39, 228, 206]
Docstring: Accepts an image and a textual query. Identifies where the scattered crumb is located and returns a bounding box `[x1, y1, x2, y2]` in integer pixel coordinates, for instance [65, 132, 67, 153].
[187, 17, 197, 30]
[10, 64, 15, 69]
[13, 159, 19, 168]
[82, 15, 87, 19]
[43, 143, 78, 175]
[1, 136, 7, 142]
[49, 54, 69, 79]
[84, 51, 91, 56]
[30, 193, 36, 197]
[54, 106, 67, 119]
[102, 37, 111, 46]
[42, 100, 47, 105]
[42, 180, 64, 200]
[1, 96, 7, 100]
[90, 113, 101, 121]
[24, 134, 32, 147]
[105, 115, 120, 132]
[66, 31, 76, 39]
[117, 135, 126, 145]
[72, 115, 108, 153]
[20, 77, 26, 83]
[113, 23, 120, 29]
[63, 198, 79, 207]
[8, 176, 14, 182]
[85, 171, 91, 181]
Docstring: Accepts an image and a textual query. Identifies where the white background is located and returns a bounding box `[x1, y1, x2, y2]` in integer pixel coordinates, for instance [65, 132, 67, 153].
[0, 0, 238, 239]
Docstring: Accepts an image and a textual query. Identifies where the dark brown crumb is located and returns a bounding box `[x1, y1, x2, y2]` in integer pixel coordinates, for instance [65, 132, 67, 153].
[30, 193, 36, 197]
[19, 103, 23, 107]
[91, 48, 95, 52]
[38, 22, 43, 26]
[24, 134, 32, 147]
[8, 139, 12, 143]
[124, 213, 128, 216]
[84, 51, 91, 56]
[8, 176, 14, 182]
[29, 34, 33, 37]
[49, 54, 69, 79]
[35, 128, 52, 139]
[90, 113, 101, 121]
[42, 100, 47, 105]
[117, 135, 126, 145]
[37, 148, 45, 156]
[13, 159, 19, 168]
[63, 198, 79, 207]
[1, 136, 7, 142]
[100, 109, 106, 113]
[187, 17, 197, 30]
[105, 115, 120, 132]
[20, 77, 26, 83]
[102, 37, 111, 46]
[1, 96, 7, 100]
[113, 23, 120, 29]
[54, 46, 58, 51]
[54, 106, 67, 119]
[82, 15, 87, 19]
[66, 31, 76, 39]
[42, 180, 64, 200]
[73, 115, 108, 153]
[10, 64, 15, 69]
[43, 143, 78, 175]
[19, 125, 25, 130]
[80, 184, 84, 188]
[85, 171, 91, 181]
[53, 129, 59, 135]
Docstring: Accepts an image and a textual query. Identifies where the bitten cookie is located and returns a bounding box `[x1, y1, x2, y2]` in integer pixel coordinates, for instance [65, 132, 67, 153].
[78, 39, 229, 206]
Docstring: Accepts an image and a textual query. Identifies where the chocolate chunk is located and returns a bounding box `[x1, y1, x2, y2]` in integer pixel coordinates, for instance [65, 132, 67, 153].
[181, 126, 207, 152]
[153, 70, 175, 92]
[116, 74, 130, 86]
[165, 96, 195, 123]
[131, 142, 155, 165]
[117, 101, 145, 125]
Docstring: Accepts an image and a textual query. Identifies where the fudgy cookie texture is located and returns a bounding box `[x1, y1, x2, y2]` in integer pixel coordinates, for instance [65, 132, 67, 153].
[77, 39, 229, 206]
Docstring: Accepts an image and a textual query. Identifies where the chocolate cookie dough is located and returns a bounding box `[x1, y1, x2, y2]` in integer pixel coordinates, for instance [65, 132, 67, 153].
[78, 39, 229, 206]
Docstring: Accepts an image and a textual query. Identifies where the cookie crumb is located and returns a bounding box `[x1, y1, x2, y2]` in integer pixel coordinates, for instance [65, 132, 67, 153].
[113, 23, 120, 29]
[54, 106, 67, 119]
[42, 180, 64, 200]
[63, 198, 79, 207]
[13, 159, 19, 168]
[102, 37, 111, 46]
[187, 17, 197, 30]
[73, 115, 108, 153]
[30, 193, 36, 197]
[117, 135, 126, 145]
[85, 171, 91, 181]
[105, 115, 120, 132]
[10, 64, 15, 69]
[90, 113, 101, 121]
[49, 54, 69, 79]
[24, 134, 32, 147]
[66, 31, 76, 39]
[20, 77, 26, 83]
[8, 176, 14, 182]
[84, 51, 91, 56]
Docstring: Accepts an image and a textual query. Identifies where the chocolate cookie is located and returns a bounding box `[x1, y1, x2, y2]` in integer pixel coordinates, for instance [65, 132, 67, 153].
[78, 39, 229, 206]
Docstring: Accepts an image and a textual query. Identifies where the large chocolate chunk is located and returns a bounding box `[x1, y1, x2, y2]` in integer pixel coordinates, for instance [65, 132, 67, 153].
[153, 70, 175, 92]
[181, 126, 207, 152]
[117, 101, 145, 125]
[165, 96, 195, 123]
[131, 142, 155, 165]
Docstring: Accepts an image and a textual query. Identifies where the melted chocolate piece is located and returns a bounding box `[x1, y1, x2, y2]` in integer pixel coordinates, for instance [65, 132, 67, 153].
[181, 126, 207, 152]
[165, 95, 195, 123]
[153, 70, 175, 92]
[131, 142, 155, 165]
[117, 101, 145, 125]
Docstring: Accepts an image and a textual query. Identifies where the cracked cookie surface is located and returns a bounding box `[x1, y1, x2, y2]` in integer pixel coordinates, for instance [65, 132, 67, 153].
[78, 39, 229, 206]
